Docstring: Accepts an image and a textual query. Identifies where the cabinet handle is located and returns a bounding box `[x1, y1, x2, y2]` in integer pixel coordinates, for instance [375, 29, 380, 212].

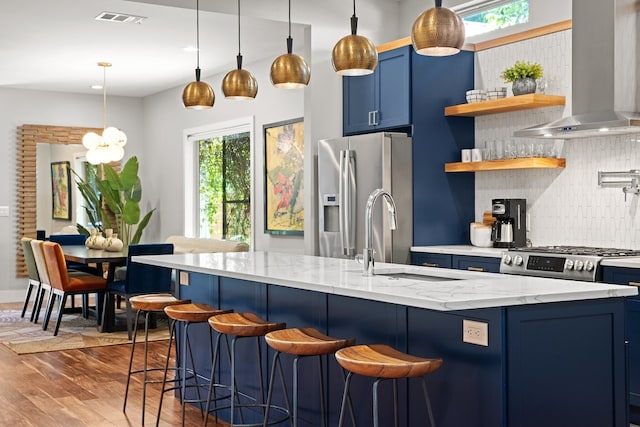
[372, 110, 379, 125]
[421, 262, 440, 268]
[628, 281, 640, 287]
[368, 111, 373, 126]
[467, 266, 486, 272]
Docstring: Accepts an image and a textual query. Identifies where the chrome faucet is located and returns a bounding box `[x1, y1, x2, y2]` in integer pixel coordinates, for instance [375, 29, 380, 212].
[363, 188, 397, 276]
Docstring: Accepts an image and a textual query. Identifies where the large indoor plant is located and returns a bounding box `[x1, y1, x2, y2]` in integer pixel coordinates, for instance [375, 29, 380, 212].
[500, 60, 543, 95]
[74, 156, 154, 248]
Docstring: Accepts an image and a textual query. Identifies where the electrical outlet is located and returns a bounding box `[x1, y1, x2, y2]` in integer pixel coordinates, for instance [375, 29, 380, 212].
[0, 206, 9, 217]
[179, 271, 189, 286]
[463, 319, 489, 346]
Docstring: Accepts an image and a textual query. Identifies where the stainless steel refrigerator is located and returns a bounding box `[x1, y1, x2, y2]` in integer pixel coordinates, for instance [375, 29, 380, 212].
[317, 132, 412, 263]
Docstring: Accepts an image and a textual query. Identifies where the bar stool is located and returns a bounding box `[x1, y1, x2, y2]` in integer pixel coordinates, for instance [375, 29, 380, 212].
[123, 294, 190, 425]
[157, 303, 233, 427]
[335, 344, 443, 427]
[204, 312, 286, 426]
[262, 327, 355, 427]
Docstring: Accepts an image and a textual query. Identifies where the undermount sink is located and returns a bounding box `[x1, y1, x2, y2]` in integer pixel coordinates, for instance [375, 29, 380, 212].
[375, 271, 460, 282]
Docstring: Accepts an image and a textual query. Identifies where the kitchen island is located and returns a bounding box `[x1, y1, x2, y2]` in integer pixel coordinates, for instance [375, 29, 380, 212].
[134, 252, 637, 427]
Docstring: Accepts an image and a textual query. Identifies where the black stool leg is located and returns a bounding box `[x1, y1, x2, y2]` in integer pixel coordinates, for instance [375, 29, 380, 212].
[421, 377, 436, 427]
[263, 351, 292, 427]
[123, 308, 142, 413]
[338, 372, 354, 427]
[156, 318, 177, 427]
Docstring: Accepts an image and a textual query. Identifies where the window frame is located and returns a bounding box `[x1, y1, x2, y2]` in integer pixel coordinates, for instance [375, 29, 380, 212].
[183, 117, 255, 248]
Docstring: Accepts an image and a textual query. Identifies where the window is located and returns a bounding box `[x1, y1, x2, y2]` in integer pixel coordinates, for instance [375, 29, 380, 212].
[198, 132, 251, 242]
[184, 118, 254, 246]
[455, 0, 529, 37]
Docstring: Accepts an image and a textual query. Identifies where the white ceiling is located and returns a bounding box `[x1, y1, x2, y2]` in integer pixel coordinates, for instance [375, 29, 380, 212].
[2, 0, 440, 98]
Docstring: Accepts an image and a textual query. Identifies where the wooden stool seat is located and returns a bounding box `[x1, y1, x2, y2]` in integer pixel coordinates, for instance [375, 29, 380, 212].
[164, 303, 231, 323]
[335, 344, 443, 379]
[265, 327, 355, 356]
[129, 294, 190, 312]
[208, 312, 285, 337]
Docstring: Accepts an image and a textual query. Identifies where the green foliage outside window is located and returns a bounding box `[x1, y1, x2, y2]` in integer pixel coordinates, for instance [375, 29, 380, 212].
[463, 0, 529, 36]
[199, 132, 251, 243]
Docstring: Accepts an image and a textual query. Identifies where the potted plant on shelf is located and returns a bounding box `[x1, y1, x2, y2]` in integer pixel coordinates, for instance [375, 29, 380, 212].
[74, 156, 154, 250]
[500, 60, 543, 96]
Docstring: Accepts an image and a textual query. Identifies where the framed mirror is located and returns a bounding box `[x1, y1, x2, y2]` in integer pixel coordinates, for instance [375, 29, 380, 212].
[15, 124, 102, 277]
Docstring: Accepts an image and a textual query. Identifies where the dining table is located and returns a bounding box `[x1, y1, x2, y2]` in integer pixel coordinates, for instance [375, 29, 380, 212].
[61, 245, 127, 332]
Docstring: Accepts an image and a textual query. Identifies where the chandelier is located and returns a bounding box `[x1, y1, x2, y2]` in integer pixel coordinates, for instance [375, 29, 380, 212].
[82, 62, 127, 165]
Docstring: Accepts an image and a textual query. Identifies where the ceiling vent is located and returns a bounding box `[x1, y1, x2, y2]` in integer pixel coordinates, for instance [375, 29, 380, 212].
[95, 12, 146, 24]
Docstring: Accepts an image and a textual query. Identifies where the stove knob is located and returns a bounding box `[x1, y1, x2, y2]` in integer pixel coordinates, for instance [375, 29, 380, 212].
[574, 260, 584, 271]
[514, 255, 524, 266]
[585, 261, 595, 272]
[565, 259, 574, 271]
[503, 255, 512, 265]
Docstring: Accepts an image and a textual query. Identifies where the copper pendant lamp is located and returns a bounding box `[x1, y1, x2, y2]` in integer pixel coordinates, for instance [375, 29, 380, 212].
[182, 0, 214, 109]
[331, 0, 378, 76]
[412, 0, 465, 56]
[270, 0, 310, 89]
[222, 0, 258, 100]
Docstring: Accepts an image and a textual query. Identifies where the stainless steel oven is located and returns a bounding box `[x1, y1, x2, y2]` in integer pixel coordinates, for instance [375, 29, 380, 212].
[500, 246, 640, 281]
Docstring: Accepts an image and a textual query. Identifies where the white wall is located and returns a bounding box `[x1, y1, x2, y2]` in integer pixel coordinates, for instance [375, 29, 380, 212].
[0, 87, 143, 300]
[474, 28, 640, 248]
[141, 55, 308, 253]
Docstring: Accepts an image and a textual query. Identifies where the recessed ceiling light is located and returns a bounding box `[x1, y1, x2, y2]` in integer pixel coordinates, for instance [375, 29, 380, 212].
[95, 12, 146, 24]
[91, 85, 103, 90]
[183, 46, 199, 53]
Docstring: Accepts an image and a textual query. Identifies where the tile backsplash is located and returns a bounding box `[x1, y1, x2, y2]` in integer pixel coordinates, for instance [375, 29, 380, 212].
[474, 29, 640, 248]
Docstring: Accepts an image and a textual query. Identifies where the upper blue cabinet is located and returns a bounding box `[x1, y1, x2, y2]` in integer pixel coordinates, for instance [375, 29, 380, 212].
[342, 45, 411, 135]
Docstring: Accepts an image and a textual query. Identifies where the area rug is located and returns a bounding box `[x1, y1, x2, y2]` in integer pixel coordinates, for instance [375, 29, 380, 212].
[0, 310, 169, 354]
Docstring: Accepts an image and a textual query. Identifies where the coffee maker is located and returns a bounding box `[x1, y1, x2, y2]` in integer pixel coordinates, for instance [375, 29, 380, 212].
[491, 198, 526, 248]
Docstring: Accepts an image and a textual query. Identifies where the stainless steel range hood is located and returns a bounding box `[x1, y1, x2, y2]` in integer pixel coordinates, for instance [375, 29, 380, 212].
[514, 0, 639, 139]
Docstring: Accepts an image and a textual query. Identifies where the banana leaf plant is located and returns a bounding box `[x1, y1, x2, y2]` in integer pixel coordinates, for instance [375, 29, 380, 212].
[73, 156, 154, 247]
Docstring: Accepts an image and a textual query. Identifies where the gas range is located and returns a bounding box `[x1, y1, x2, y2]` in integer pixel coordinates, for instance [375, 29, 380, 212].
[499, 246, 640, 281]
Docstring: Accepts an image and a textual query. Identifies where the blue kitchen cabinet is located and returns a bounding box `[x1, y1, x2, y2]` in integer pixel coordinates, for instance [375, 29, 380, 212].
[343, 46, 411, 135]
[411, 252, 500, 273]
[411, 50, 475, 246]
[453, 254, 501, 273]
[603, 266, 640, 423]
[411, 252, 452, 268]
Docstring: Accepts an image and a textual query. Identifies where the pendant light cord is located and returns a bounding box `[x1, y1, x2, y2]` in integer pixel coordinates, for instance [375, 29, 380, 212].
[350, 0, 358, 35]
[237, 0, 241, 56]
[196, 0, 201, 69]
[102, 65, 107, 130]
[288, 0, 292, 38]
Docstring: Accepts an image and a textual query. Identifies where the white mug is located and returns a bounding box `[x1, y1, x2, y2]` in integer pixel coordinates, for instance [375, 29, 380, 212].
[461, 149, 471, 162]
[471, 148, 483, 162]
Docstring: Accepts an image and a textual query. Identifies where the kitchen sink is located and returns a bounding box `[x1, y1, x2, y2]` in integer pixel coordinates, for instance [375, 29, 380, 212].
[375, 272, 460, 282]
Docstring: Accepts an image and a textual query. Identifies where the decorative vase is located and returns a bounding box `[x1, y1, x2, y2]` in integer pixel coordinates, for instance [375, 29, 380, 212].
[85, 228, 98, 248]
[95, 229, 108, 250]
[105, 232, 124, 252]
[512, 77, 537, 96]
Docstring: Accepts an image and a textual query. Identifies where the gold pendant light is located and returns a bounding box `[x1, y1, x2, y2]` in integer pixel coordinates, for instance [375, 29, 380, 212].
[331, 0, 378, 76]
[270, 0, 310, 89]
[83, 62, 127, 165]
[412, 0, 465, 56]
[222, 0, 258, 100]
[182, 0, 214, 109]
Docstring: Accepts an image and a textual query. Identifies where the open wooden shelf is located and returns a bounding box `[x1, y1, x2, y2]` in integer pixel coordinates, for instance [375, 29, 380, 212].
[445, 157, 566, 172]
[444, 94, 566, 117]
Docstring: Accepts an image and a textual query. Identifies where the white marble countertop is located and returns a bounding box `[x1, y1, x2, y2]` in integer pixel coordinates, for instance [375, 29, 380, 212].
[411, 245, 504, 258]
[133, 251, 637, 312]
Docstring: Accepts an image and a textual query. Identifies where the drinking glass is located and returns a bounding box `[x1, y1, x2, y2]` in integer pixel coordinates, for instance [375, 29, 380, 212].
[495, 140, 505, 160]
[484, 140, 495, 161]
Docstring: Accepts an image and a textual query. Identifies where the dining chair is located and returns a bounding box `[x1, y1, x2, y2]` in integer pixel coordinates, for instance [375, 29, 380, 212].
[30, 239, 51, 324]
[103, 243, 174, 339]
[41, 241, 107, 336]
[20, 237, 40, 321]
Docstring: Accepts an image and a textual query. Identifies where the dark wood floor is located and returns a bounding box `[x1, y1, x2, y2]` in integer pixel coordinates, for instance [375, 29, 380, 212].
[0, 302, 228, 426]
